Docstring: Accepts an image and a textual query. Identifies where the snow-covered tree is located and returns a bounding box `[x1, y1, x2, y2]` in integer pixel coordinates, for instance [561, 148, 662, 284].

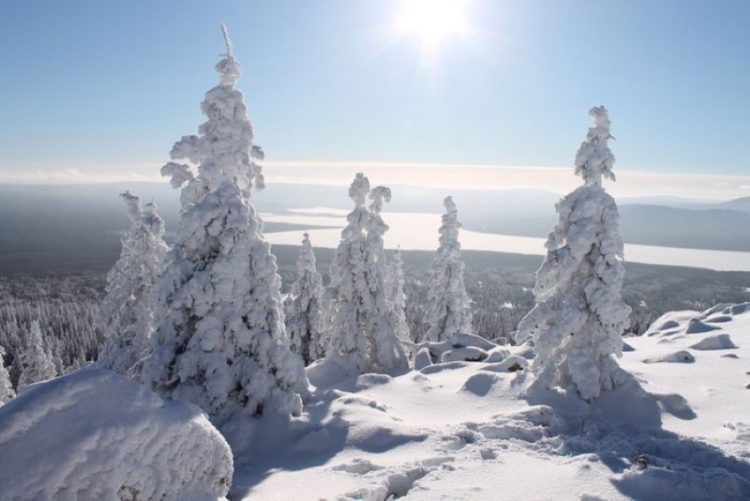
[386, 248, 410, 342]
[285, 233, 327, 366]
[17, 320, 57, 389]
[326, 174, 407, 374]
[516, 106, 631, 401]
[422, 196, 473, 342]
[0, 345, 14, 404]
[144, 26, 307, 418]
[98, 192, 168, 375]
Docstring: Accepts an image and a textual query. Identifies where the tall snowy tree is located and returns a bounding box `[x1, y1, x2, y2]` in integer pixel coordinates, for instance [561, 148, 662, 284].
[386, 248, 410, 342]
[0, 345, 15, 404]
[285, 233, 327, 366]
[516, 106, 631, 401]
[326, 174, 407, 374]
[17, 320, 57, 389]
[422, 196, 473, 342]
[98, 192, 168, 375]
[144, 26, 307, 418]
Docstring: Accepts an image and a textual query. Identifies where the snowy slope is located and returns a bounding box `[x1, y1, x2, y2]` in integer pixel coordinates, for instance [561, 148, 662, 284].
[229, 304, 750, 500]
[0, 367, 233, 500]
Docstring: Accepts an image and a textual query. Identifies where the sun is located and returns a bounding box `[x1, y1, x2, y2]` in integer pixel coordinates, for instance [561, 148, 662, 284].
[396, 0, 469, 51]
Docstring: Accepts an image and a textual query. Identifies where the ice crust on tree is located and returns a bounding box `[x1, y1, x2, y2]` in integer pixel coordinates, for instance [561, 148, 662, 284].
[386, 248, 411, 342]
[0, 345, 14, 404]
[17, 320, 57, 390]
[286, 233, 327, 365]
[326, 173, 407, 374]
[422, 196, 473, 343]
[0, 368, 233, 499]
[98, 192, 167, 376]
[516, 106, 631, 401]
[144, 26, 307, 419]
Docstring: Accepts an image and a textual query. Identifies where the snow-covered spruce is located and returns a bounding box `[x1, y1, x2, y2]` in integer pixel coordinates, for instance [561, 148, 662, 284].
[16, 320, 57, 390]
[285, 233, 327, 366]
[0, 345, 14, 404]
[144, 26, 307, 418]
[0, 368, 233, 499]
[97, 192, 167, 376]
[326, 174, 407, 374]
[386, 248, 411, 342]
[422, 196, 473, 343]
[516, 106, 631, 401]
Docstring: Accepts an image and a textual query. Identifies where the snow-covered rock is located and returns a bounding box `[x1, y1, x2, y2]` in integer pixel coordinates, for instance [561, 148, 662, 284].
[0, 368, 233, 500]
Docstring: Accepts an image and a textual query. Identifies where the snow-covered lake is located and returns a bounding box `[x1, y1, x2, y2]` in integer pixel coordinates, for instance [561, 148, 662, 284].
[262, 208, 750, 272]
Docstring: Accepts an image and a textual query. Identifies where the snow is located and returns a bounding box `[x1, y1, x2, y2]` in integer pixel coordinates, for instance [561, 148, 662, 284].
[422, 196, 473, 343]
[98, 191, 167, 376]
[516, 106, 631, 401]
[226, 303, 750, 500]
[144, 27, 307, 419]
[326, 173, 407, 375]
[0, 367, 232, 500]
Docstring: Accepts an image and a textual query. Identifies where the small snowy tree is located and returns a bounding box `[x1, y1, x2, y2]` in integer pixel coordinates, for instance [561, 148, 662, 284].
[17, 320, 57, 389]
[0, 345, 15, 404]
[386, 248, 410, 342]
[144, 26, 307, 418]
[326, 174, 407, 374]
[285, 233, 327, 366]
[516, 106, 631, 401]
[422, 196, 473, 342]
[98, 192, 168, 375]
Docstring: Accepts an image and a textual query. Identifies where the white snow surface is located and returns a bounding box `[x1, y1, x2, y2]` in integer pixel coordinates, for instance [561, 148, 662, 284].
[0, 367, 233, 500]
[228, 303, 750, 500]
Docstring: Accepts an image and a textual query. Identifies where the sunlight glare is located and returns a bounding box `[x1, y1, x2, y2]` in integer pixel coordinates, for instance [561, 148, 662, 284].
[397, 0, 469, 51]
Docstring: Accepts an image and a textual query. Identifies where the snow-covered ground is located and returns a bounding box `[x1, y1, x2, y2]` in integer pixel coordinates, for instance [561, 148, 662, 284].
[228, 303, 750, 500]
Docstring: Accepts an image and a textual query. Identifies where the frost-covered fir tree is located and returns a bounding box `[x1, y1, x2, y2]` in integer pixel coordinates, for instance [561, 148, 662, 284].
[516, 106, 631, 401]
[0, 345, 15, 404]
[17, 320, 57, 389]
[422, 196, 473, 342]
[98, 192, 168, 375]
[285, 233, 327, 366]
[386, 248, 410, 342]
[144, 26, 307, 418]
[326, 174, 407, 374]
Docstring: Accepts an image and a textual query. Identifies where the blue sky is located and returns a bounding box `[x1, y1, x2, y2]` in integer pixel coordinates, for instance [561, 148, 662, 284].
[1, 0, 749, 183]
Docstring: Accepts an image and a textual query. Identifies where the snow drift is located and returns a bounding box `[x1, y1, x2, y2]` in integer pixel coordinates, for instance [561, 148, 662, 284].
[0, 368, 233, 500]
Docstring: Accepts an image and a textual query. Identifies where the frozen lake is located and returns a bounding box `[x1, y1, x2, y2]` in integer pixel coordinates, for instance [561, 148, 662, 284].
[262, 208, 750, 272]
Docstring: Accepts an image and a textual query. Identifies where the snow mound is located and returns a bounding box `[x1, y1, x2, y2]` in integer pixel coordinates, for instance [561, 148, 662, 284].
[0, 368, 233, 500]
[690, 333, 738, 350]
[441, 346, 488, 363]
[685, 318, 721, 334]
[643, 350, 696, 364]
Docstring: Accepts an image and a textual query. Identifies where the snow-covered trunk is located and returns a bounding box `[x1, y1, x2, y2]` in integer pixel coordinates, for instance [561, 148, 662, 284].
[98, 192, 167, 376]
[144, 26, 307, 419]
[422, 196, 473, 343]
[516, 106, 631, 401]
[286, 233, 327, 366]
[326, 174, 407, 374]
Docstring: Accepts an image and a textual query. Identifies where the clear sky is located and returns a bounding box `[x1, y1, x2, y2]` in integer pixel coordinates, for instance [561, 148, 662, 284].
[1, 0, 748, 190]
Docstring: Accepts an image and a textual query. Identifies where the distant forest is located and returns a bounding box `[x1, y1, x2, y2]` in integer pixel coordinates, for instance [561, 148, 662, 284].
[2, 245, 749, 389]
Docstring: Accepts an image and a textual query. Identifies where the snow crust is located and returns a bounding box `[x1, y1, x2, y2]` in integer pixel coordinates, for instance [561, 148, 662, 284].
[0, 368, 233, 500]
